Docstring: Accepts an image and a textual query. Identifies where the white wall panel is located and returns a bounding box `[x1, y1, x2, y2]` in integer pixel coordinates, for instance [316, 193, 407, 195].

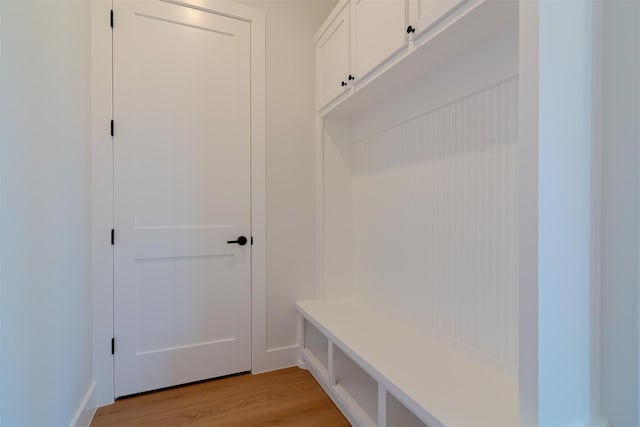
[323, 119, 356, 300]
[352, 77, 518, 371]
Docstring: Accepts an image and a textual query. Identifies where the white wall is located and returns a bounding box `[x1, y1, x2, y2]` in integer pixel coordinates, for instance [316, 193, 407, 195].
[234, 0, 335, 355]
[0, 1, 94, 425]
[601, 1, 640, 426]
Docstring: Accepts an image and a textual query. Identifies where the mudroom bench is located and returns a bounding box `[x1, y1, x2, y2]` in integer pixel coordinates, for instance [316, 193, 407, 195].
[297, 299, 517, 427]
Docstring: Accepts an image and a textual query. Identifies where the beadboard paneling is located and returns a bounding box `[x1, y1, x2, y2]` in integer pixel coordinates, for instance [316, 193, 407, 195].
[353, 77, 519, 371]
[323, 119, 356, 300]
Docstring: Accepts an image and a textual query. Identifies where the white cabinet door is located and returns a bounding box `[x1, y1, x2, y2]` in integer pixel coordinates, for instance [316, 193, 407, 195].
[354, 0, 407, 81]
[408, 0, 465, 37]
[316, 2, 351, 110]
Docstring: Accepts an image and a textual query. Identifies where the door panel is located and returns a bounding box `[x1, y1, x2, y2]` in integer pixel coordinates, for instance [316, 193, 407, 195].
[355, 0, 407, 80]
[113, 0, 251, 397]
[316, 2, 351, 110]
[135, 255, 237, 353]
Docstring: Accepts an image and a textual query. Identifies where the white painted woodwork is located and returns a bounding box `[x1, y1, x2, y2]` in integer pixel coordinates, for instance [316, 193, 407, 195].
[316, 0, 351, 110]
[309, 1, 521, 425]
[334, 345, 379, 426]
[70, 383, 97, 427]
[311, 0, 609, 425]
[408, 0, 465, 39]
[387, 392, 427, 427]
[297, 299, 518, 427]
[517, 2, 538, 425]
[304, 320, 329, 371]
[377, 384, 388, 427]
[113, 0, 251, 396]
[91, 0, 116, 407]
[322, 120, 355, 300]
[92, 0, 268, 404]
[354, 77, 519, 371]
[317, 0, 518, 116]
[354, 0, 407, 81]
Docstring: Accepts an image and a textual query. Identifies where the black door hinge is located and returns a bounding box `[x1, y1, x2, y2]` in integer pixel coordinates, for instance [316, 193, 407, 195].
[110, 119, 114, 137]
[111, 229, 115, 245]
[251, 236, 254, 245]
[110, 10, 113, 28]
[111, 338, 115, 355]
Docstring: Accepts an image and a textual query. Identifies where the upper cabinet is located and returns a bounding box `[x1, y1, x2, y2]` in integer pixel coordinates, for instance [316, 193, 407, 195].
[316, 0, 352, 110]
[408, 0, 466, 38]
[354, 0, 407, 81]
[315, 0, 498, 115]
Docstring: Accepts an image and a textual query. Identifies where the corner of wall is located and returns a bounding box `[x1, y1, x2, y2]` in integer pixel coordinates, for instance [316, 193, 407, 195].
[68, 382, 97, 427]
[0, 0, 4, 422]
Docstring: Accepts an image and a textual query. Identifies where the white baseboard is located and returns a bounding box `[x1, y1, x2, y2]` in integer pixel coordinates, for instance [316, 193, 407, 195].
[68, 382, 96, 427]
[297, 358, 308, 370]
[252, 344, 298, 374]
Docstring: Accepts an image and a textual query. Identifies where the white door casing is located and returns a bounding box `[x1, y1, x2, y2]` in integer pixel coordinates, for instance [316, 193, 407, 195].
[113, 0, 251, 397]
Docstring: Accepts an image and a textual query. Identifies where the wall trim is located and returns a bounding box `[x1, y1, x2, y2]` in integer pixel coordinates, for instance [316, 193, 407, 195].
[91, 0, 268, 405]
[68, 382, 96, 427]
[517, 2, 540, 426]
[637, 0, 640, 417]
[252, 345, 298, 374]
[296, 311, 307, 368]
[590, 1, 604, 423]
[315, 115, 325, 301]
[90, 0, 114, 407]
[0, 0, 4, 421]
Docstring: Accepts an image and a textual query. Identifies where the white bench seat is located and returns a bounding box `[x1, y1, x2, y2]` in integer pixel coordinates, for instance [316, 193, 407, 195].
[296, 299, 517, 427]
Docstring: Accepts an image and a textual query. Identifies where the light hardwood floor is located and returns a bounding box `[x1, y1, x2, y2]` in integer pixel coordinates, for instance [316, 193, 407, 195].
[92, 367, 349, 427]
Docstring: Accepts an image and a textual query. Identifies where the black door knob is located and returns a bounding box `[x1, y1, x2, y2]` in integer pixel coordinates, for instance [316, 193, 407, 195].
[407, 25, 415, 34]
[341, 81, 347, 87]
[227, 236, 248, 246]
[348, 74, 355, 81]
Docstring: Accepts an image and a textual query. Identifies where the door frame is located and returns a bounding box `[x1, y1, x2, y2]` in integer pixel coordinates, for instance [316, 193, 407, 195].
[90, 0, 266, 407]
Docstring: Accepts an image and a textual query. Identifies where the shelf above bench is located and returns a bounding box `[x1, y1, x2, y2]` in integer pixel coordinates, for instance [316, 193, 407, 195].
[297, 299, 517, 427]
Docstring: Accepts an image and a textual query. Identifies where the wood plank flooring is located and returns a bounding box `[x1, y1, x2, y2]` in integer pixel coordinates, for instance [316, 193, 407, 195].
[92, 367, 349, 427]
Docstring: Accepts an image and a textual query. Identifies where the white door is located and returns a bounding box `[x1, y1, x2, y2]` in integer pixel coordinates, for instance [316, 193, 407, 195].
[354, 0, 407, 80]
[113, 0, 251, 397]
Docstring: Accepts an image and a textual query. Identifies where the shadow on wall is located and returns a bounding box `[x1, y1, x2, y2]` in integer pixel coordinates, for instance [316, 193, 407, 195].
[600, 1, 640, 426]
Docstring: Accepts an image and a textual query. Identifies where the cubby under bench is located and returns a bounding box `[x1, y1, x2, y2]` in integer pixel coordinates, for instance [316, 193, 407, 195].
[296, 299, 517, 427]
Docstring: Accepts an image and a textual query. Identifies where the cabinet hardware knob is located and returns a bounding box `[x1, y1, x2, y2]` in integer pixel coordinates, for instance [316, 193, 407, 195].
[407, 25, 416, 34]
[348, 75, 355, 81]
[341, 81, 347, 87]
